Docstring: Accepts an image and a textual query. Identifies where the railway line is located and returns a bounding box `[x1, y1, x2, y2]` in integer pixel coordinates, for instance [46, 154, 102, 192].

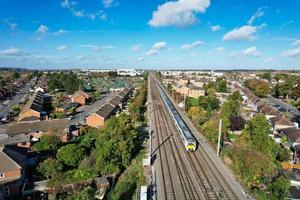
[150, 75, 247, 200]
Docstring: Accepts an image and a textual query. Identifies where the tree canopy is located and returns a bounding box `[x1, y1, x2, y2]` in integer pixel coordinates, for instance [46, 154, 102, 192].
[57, 144, 86, 167]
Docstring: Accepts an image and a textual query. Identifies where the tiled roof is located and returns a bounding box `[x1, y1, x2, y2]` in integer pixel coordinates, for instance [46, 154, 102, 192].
[280, 128, 300, 143]
[109, 95, 123, 107]
[0, 150, 21, 172]
[95, 104, 116, 119]
[270, 116, 295, 126]
[0, 119, 70, 135]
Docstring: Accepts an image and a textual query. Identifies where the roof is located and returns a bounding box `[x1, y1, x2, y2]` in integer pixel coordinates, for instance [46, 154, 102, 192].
[73, 91, 90, 99]
[118, 91, 128, 98]
[109, 95, 123, 107]
[95, 103, 116, 119]
[0, 119, 70, 136]
[280, 128, 300, 143]
[260, 106, 279, 116]
[270, 116, 295, 126]
[20, 91, 45, 114]
[0, 150, 21, 173]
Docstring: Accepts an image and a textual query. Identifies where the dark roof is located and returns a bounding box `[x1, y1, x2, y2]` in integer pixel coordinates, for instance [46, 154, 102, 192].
[95, 104, 116, 119]
[118, 91, 128, 98]
[109, 95, 123, 107]
[270, 116, 295, 126]
[0, 119, 70, 136]
[20, 91, 46, 114]
[280, 128, 300, 143]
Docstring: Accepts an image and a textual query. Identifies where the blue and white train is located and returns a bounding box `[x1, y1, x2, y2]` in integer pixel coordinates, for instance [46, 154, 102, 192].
[156, 82, 197, 152]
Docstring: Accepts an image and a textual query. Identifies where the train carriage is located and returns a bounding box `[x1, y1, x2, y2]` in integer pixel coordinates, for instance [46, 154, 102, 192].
[156, 82, 197, 151]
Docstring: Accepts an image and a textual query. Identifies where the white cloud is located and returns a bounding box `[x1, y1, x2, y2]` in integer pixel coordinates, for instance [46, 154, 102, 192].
[138, 57, 144, 61]
[148, 0, 210, 27]
[54, 29, 67, 36]
[153, 42, 167, 50]
[61, 0, 106, 20]
[145, 49, 158, 56]
[37, 25, 48, 33]
[222, 24, 265, 41]
[291, 40, 300, 46]
[264, 57, 273, 63]
[131, 44, 142, 52]
[281, 48, 300, 57]
[248, 7, 265, 25]
[210, 25, 221, 32]
[242, 46, 261, 57]
[180, 40, 203, 50]
[215, 46, 224, 52]
[103, 0, 117, 8]
[79, 44, 114, 51]
[190, 52, 198, 57]
[0, 47, 27, 56]
[57, 45, 67, 51]
[231, 46, 261, 58]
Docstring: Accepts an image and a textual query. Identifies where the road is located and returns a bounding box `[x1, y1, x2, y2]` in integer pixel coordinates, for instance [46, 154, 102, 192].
[69, 92, 116, 125]
[150, 75, 248, 200]
[266, 95, 300, 117]
[0, 78, 36, 118]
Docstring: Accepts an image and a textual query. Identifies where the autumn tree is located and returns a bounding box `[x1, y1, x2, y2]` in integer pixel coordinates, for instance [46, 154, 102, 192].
[187, 106, 207, 126]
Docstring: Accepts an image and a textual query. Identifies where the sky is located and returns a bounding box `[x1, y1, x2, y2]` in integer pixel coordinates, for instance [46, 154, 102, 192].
[0, 0, 300, 70]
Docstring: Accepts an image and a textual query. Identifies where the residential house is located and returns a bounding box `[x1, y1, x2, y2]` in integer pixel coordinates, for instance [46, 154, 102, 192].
[0, 148, 23, 200]
[259, 106, 280, 119]
[86, 104, 116, 128]
[279, 128, 300, 163]
[18, 91, 52, 121]
[270, 116, 295, 133]
[71, 91, 90, 105]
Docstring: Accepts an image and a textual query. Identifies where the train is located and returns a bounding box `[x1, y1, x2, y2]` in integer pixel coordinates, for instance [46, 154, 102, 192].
[156, 82, 197, 152]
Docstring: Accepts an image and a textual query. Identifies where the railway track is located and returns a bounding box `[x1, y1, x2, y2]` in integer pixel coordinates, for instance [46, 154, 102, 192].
[150, 75, 244, 199]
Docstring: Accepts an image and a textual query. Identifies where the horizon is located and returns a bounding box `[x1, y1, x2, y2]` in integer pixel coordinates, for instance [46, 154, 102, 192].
[0, 0, 300, 69]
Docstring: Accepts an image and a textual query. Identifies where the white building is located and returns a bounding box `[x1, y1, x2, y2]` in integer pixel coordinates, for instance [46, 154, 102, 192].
[117, 69, 142, 76]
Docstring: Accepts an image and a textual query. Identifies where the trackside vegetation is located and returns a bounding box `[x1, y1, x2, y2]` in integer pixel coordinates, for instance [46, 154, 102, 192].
[183, 81, 290, 200]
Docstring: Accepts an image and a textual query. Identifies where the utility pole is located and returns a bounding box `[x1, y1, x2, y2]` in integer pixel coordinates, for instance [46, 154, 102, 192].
[217, 119, 222, 157]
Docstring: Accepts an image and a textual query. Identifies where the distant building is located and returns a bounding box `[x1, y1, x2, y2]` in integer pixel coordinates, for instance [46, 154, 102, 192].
[117, 69, 142, 76]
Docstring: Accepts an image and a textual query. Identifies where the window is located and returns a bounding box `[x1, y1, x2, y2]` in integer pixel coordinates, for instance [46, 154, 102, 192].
[0, 173, 4, 178]
[4, 187, 9, 196]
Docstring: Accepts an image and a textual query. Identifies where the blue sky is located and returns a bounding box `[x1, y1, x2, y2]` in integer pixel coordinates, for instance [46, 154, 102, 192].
[0, 0, 300, 70]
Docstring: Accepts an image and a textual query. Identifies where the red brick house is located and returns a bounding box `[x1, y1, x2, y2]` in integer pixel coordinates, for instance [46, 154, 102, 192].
[0, 149, 23, 200]
[71, 91, 90, 105]
[86, 104, 116, 128]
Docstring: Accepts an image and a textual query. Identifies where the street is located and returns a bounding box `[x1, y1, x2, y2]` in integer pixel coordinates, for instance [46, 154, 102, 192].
[0, 78, 35, 118]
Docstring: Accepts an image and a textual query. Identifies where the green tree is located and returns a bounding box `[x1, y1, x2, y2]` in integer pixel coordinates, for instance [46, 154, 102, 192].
[95, 114, 137, 175]
[217, 79, 227, 92]
[38, 158, 63, 179]
[254, 82, 270, 97]
[74, 186, 96, 200]
[32, 135, 61, 152]
[240, 114, 276, 159]
[228, 90, 243, 101]
[57, 144, 86, 167]
[267, 176, 290, 200]
[220, 99, 240, 131]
